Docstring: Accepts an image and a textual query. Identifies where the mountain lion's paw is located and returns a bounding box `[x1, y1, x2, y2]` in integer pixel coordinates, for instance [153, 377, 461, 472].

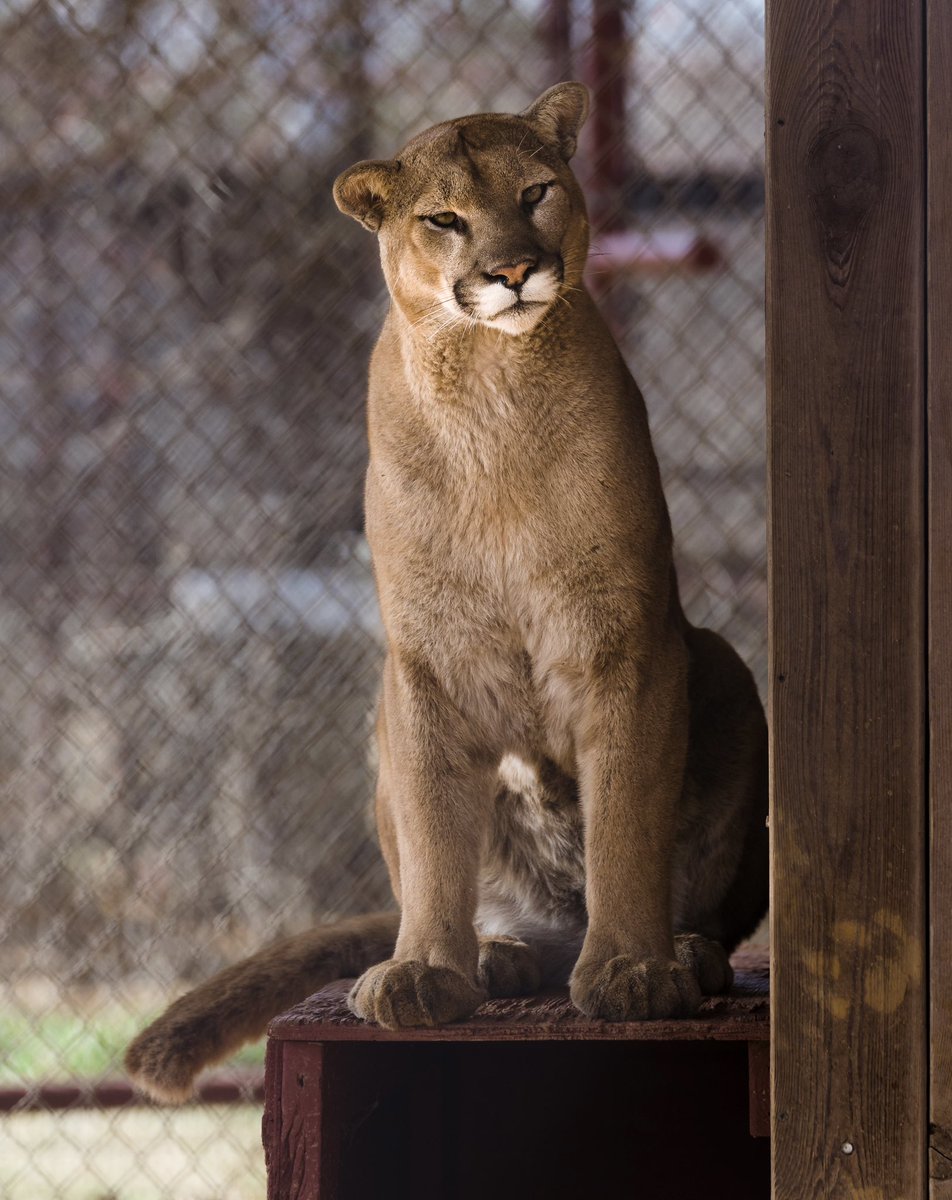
[477, 936, 542, 997]
[348, 959, 485, 1029]
[674, 933, 734, 995]
[569, 955, 702, 1021]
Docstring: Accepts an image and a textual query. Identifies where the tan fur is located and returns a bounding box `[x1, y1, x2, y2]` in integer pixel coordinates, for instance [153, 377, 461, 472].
[126, 84, 767, 1102]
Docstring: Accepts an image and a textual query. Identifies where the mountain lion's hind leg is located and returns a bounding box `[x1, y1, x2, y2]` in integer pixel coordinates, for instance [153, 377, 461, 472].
[674, 932, 734, 995]
[477, 935, 543, 998]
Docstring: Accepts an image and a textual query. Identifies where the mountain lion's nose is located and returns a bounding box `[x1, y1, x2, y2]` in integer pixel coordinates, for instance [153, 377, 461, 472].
[485, 258, 537, 288]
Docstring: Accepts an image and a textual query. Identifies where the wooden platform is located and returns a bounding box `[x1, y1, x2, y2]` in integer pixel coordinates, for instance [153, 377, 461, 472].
[263, 948, 769, 1199]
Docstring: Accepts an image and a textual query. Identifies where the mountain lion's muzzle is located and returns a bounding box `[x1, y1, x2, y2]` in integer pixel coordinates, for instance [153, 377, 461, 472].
[453, 250, 564, 326]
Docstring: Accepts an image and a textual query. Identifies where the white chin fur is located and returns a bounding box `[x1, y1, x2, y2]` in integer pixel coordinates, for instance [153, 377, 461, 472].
[487, 305, 550, 336]
[464, 266, 560, 333]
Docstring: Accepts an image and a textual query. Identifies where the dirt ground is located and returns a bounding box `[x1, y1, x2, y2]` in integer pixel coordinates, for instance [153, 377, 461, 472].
[0, 1106, 266, 1200]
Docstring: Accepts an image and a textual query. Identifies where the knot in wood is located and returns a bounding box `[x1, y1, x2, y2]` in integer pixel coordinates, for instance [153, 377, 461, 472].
[930, 1122, 952, 1180]
[807, 124, 882, 293]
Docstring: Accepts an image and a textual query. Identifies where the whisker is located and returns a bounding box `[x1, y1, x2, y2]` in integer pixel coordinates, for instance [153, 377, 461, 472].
[408, 292, 464, 331]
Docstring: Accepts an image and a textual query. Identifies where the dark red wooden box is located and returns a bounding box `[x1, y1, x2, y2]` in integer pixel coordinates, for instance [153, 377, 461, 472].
[264, 945, 768, 1200]
[262, 949, 769, 1200]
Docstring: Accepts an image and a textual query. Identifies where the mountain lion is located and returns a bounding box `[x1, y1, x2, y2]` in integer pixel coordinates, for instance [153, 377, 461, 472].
[126, 82, 767, 1103]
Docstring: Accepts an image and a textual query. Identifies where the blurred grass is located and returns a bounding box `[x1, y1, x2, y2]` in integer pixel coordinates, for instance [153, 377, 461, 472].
[1, 1008, 153, 1085]
[0, 991, 265, 1087]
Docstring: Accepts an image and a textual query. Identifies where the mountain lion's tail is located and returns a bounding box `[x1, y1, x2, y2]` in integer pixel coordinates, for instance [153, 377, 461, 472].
[125, 911, 399, 1103]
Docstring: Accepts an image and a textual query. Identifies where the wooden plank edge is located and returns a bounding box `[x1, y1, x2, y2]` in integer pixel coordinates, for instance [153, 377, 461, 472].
[267, 1013, 769, 1045]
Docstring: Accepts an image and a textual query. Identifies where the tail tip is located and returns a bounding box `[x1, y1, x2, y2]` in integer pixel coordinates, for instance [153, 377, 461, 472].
[124, 1035, 198, 1106]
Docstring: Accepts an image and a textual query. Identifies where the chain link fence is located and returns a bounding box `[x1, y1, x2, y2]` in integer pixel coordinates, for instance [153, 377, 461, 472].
[0, 0, 765, 1195]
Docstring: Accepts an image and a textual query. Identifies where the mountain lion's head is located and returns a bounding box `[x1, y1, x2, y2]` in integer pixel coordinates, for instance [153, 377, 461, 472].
[334, 83, 590, 337]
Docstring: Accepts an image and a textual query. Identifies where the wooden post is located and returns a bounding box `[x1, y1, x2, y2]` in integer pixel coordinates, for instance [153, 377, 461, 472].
[767, 0, 928, 1196]
[929, 2, 952, 1193]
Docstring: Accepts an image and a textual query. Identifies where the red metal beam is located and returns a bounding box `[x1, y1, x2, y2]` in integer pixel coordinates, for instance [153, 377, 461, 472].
[0, 1069, 264, 1113]
[587, 0, 630, 234]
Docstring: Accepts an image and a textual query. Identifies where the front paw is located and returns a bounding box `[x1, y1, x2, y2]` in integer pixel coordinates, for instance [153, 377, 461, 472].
[570, 955, 702, 1021]
[348, 959, 485, 1029]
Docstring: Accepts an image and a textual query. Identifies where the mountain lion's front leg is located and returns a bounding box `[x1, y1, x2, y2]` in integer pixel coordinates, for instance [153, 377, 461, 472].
[349, 653, 492, 1029]
[569, 634, 702, 1020]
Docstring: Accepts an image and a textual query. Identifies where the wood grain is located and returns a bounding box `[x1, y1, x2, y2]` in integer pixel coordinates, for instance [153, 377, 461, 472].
[929, 0, 952, 1192]
[767, 0, 928, 1196]
[748, 1040, 771, 1139]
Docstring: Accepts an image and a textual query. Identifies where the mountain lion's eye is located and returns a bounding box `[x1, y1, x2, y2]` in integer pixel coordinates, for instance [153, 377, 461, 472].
[522, 183, 548, 207]
[426, 212, 459, 229]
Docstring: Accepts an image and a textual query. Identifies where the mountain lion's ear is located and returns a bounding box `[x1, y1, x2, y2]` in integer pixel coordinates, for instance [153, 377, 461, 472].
[521, 83, 590, 161]
[333, 160, 400, 232]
